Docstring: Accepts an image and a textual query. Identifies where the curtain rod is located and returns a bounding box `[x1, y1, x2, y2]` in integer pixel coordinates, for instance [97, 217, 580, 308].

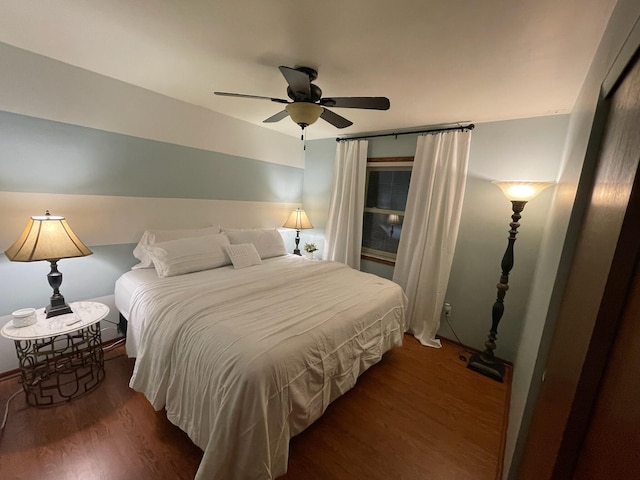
[336, 123, 475, 142]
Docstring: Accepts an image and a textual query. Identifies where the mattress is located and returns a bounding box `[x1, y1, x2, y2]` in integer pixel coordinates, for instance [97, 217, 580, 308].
[114, 268, 159, 319]
[116, 255, 407, 479]
[114, 267, 162, 357]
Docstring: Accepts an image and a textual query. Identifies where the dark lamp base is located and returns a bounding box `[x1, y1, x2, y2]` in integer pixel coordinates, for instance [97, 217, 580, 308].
[46, 295, 73, 318]
[45, 259, 73, 318]
[467, 352, 505, 383]
[293, 230, 302, 255]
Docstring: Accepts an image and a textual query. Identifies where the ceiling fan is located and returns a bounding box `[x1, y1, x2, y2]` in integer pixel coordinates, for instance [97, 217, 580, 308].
[215, 66, 390, 130]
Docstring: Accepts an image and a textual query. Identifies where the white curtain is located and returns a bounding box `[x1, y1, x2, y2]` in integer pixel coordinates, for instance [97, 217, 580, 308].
[393, 130, 471, 347]
[323, 140, 368, 268]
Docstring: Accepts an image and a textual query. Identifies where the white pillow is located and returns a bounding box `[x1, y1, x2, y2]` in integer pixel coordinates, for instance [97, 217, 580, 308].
[224, 228, 287, 259]
[146, 233, 231, 278]
[132, 225, 221, 269]
[223, 243, 263, 269]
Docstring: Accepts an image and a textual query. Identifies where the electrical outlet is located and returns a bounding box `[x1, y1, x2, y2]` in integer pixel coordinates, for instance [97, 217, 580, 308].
[444, 302, 452, 316]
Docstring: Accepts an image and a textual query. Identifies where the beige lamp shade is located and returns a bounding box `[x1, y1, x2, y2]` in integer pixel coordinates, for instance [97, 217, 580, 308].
[5, 211, 92, 262]
[283, 208, 314, 230]
[493, 181, 555, 202]
[286, 103, 323, 127]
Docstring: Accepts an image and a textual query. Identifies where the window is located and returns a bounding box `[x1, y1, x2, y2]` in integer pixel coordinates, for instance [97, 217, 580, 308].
[362, 157, 413, 264]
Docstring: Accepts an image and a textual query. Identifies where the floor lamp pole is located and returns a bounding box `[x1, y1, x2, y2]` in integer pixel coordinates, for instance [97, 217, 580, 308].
[468, 199, 527, 382]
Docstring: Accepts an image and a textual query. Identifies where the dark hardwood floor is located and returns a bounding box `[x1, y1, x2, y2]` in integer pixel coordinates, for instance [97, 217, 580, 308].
[0, 335, 510, 479]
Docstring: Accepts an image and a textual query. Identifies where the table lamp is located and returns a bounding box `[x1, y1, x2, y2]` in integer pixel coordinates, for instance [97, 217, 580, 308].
[283, 208, 313, 255]
[388, 214, 401, 236]
[5, 211, 93, 318]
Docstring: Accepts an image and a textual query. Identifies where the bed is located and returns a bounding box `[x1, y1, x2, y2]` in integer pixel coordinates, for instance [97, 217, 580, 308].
[115, 231, 406, 480]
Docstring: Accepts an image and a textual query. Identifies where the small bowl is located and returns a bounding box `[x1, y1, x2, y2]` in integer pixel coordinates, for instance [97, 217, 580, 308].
[12, 308, 37, 328]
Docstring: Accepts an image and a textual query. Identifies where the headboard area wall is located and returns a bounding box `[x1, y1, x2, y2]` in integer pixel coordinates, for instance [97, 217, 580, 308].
[0, 43, 303, 372]
[0, 109, 302, 311]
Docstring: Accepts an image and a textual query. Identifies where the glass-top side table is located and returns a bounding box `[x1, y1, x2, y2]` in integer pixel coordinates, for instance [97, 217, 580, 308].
[1, 302, 109, 407]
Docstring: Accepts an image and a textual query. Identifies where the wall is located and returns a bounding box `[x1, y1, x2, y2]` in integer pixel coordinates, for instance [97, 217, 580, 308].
[505, 0, 640, 476]
[0, 44, 302, 373]
[300, 138, 336, 259]
[304, 115, 569, 362]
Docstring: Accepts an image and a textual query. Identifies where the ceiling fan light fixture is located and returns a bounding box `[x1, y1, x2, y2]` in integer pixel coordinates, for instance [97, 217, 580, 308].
[286, 102, 323, 127]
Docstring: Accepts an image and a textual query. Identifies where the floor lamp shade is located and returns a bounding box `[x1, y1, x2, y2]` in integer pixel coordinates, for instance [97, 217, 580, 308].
[283, 208, 313, 255]
[493, 181, 555, 201]
[5, 211, 92, 318]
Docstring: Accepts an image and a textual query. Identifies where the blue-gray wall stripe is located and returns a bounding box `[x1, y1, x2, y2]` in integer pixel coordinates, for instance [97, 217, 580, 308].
[0, 110, 302, 202]
[1, 244, 138, 316]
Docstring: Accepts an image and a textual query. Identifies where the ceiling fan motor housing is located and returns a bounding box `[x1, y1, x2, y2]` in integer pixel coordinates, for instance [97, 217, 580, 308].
[287, 83, 322, 102]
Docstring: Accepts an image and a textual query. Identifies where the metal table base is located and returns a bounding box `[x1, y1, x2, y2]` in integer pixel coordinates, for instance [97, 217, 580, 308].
[14, 323, 105, 407]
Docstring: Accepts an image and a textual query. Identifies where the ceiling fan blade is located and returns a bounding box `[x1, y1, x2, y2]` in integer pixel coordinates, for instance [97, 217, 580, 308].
[320, 97, 390, 110]
[320, 108, 353, 129]
[278, 66, 310, 100]
[263, 110, 290, 123]
[214, 92, 289, 104]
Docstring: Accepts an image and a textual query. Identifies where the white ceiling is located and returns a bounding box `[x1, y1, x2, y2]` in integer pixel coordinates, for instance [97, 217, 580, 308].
[0, 0, 617, 139]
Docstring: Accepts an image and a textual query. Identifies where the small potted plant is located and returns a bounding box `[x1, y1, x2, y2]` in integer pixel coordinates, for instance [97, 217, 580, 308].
[303, 242, 318, 259]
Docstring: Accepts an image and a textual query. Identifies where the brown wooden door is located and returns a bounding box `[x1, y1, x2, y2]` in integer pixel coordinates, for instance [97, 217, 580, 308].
[573, 267, 640, 478]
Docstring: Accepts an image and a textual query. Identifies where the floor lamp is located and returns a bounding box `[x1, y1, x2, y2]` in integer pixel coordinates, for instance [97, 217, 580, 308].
[467, 181, 554, 382]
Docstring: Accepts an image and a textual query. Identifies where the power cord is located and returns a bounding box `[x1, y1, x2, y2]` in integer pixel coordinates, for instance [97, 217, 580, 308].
[443, 304, 474, 363]
[1, 389, 22, 431]
[103, 337, 126, 352]
[103, 337, 127, 362]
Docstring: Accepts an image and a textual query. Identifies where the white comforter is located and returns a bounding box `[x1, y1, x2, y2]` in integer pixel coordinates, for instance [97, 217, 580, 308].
[128, 256, 406, 479]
